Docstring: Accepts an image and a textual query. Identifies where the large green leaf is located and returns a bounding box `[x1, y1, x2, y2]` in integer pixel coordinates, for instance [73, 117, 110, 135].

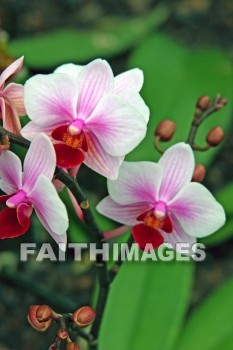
[176, 277, 233, 350]
[127, 34, 233, 166]
[8, 6, 169, 69]
[99, 260, 194, 350]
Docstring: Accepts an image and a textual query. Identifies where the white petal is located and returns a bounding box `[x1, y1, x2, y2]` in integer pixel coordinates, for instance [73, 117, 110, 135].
[97, 196, 149, 226]
[86, 94, 147, 157]
[160, 214, 196, 254]
[28, 175, 69, 235]
[158, 143, 195, 202]
[0, 151, 22, 194]
[0, 56, 24, 89]
[107, 161, 163, 205]
[84, 131, 124, 179]
[76, 59, 114, 118]
[21, 121, 52, 141]
[114, 68, 143, 93]
[117, 88, 149, 123]
[23, 134, 56, 192]
[24, 73, 77, 126]
[169, 182, 226, 238]
[54, 63, 83, 78]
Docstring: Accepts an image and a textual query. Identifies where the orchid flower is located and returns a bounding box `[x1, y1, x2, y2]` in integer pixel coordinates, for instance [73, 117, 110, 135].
[21, 59, 149, 179]
[0, 56, 26, 134]
[0, 133, 68, 247]
[97, 143, 226, 252]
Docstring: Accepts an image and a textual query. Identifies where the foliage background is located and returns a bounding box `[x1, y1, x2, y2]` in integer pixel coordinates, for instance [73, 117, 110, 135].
[0, 0, 233, 349]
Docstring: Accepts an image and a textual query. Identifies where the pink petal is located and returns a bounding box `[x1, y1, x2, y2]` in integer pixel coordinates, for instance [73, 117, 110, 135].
[116, 88, 149, 123]
[27, 175, 69, 237]
[132, 224, 164, 251]
[169, 182, 226, 238]
[23, 134, 56, 192]
[84, 131, 124, 179]
[107, 161, 162, 205]
[0, 150, 22, 194]
[54, 63, 83, 78]
[1, 97, 22, 134]
[114, 68, 143, 93]
[67, 189, 84, 221]
[104, 225, 130, 240]
[3, 83, 26, 115]
[76, 59, 114, 118]
[21, 121, 53, 141]
[158, 143, 195, 202]
[0, 56, 24, 89]
[160, 214, 196, 254]
[24, 73, 77, 127]
[86, 94, 147, 157]
[96, 196, 150, 226]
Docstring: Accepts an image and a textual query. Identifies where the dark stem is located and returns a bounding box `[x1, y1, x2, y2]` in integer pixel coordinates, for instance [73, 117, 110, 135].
[186, 95, 224, 147]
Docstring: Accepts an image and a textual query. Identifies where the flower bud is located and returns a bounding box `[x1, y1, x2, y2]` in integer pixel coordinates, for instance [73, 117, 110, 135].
[28, 305, 52, 332]
[72, 306, 96, 328]
[66, 342, 80, 350]
[154, 120, 175, 141]
[36, 305, 52, 322]
[220, 98, 227, 106]
[196, 96, 210, 111]
[57, 329, 68, 341]
[206, 127, 224, 147]
[192, 164, 206, 183]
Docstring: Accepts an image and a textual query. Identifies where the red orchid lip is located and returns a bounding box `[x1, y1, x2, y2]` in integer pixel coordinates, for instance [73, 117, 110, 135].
[54, 143, 85, 168]
[0, 194, 32, 239]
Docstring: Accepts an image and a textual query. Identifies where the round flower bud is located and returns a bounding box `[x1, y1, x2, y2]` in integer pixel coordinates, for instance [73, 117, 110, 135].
[66, 342, 80, 350]
[192, 164, 206, 183]
[36, 305, 52, 322]
[206, 127, 224, 147]
[196, 96, 210, 111]
[28, 305, 52, 332]
[154, 120, 176, 141]
[220, 98, 227, 106]
[72, 306, 96, 328]
[57, 329, 69, 341]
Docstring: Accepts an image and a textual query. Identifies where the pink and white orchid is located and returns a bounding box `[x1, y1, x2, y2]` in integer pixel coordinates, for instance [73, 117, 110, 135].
[0, 56, 26, 134]
[97, 143, 226, 252]
[21, 59, 149, 179]
[0, 133, 68, 247]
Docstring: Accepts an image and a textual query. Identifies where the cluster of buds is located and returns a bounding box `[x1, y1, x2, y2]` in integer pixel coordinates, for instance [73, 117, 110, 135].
[28, 304, 96, 350]
[154, 94, 228, 182]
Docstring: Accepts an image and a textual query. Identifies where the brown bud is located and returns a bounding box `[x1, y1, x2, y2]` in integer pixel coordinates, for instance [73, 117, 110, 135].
[206, 127, 224, 147]
[192, 164, 206, 183]
[57, 329, 68, 341]
[196, 96, 210, 111]
[28, 305, 52, 332]
[220, 98, 227, 106]
[66, 342, 80, 350]
[72, 306, 96, 328]
[154, 120, 176, 141]
[36, 305, 52, 322]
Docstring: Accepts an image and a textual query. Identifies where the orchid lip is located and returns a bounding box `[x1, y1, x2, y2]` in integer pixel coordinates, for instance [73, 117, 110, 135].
[6, 190, 28, 208]
[69, 119, 85, 135]
[153, 201, 167, 219]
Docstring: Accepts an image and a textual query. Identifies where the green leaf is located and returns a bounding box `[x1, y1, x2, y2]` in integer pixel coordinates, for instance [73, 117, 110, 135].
[127, 34, 233, 166]
[100, 260, 194, 350]
[176, 277, 233, 350]
[8, 6, 169, 69]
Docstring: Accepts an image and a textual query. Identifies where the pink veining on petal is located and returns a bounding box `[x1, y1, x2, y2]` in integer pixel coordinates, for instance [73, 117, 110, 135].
[104, 225, 130, 240]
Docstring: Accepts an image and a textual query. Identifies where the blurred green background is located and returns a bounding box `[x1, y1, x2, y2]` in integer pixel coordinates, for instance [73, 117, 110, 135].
[0, 0, 233, 349]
